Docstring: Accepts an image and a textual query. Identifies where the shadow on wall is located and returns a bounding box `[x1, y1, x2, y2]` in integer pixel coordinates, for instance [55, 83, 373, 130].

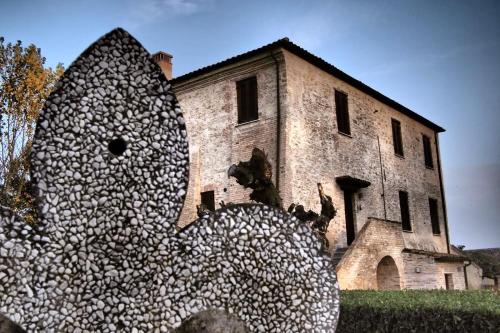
[377, 256, 401, 290]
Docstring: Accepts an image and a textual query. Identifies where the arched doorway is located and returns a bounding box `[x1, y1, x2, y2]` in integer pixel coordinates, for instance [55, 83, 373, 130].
[377, 256, 401, 290]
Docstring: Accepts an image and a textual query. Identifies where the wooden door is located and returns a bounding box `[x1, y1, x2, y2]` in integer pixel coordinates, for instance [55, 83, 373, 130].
[344, 191, 355, 246]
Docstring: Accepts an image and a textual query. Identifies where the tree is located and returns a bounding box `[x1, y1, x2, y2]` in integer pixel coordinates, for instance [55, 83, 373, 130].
[0, 36, 64, 223]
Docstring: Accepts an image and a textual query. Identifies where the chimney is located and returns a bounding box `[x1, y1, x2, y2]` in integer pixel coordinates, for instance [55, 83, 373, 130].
[152, 51, 173, 80]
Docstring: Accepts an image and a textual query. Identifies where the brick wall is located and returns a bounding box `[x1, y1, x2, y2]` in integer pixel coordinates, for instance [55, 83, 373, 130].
[377, 256, 402, 290]
[436, 262, 466, 290]
[401, 252, 439, 289]
[281, 50, 448, 254]
[173, 50, 449, 254]
[336, 218, 405, 290]
[174, 54, 285, 227]
[169, 47, 459, 290]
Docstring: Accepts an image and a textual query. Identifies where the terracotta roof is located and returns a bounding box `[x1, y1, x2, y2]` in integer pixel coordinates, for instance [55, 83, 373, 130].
[464, 248, 500, 278]
[171, 38, 445, 132]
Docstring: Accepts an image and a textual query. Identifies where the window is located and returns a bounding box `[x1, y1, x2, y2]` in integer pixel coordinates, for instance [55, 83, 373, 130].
[237, 76, 258, 124]
[335, 90, 351, 135]
[391, 119, 404, 157]
[200, 191, 215, 212]
[422, 134, 434, 168]
[399, 191, 411, 231]
[429, 198, 440, 234]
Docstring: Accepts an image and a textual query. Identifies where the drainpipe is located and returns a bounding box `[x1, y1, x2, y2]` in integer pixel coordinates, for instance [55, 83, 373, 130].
[271, 52, 282, 195]
[463, 260, 471, 290]
[377, 135, 387, 221]
[434, 132, 450, 254]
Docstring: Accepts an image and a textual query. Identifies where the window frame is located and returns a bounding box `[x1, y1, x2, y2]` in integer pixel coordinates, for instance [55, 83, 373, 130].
[236, 76, 258, 124]
[422, 134, 434, 169]
[399, 190, 412, 232]
[391, 118, 404, 157]
[200, 190, 215, 212]
[335, 89, 351, 135]
[429, 197, 440, 235]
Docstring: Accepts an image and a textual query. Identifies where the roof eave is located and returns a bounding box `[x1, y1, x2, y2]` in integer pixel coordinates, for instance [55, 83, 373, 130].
[171, 38, 445, 133]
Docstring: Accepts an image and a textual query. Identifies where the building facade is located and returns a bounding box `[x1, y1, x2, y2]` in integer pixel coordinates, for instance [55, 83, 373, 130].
[154, 38, 466, 290]
[462, 247, 500, 290]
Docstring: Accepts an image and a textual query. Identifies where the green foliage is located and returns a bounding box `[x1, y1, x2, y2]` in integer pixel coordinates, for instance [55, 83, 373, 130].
[465, 250, 500, 279]
[338, 290, 500, 333]
[0, 36, 63, 223]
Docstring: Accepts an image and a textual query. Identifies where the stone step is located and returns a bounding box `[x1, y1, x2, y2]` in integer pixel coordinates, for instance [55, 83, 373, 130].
[331, 247, 349, 266]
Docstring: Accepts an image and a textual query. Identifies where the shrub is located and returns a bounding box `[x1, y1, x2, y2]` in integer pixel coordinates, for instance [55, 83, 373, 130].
[337, 290, 500, 332]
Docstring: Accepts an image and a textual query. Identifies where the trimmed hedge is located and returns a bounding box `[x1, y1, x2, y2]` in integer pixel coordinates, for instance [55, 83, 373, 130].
[338, 290, 500, 332]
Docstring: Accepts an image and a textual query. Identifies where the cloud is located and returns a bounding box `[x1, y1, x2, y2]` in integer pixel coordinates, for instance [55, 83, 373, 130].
[124, 0, 211, 28]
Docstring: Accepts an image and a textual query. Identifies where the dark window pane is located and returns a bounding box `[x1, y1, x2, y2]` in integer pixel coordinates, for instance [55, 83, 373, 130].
[423, 135, 434, 168]
[335, 90, 350, 135]
[399, 191, 411, 231]
[429, 198, 440, 234]
[201, 191, 215, 211]
[237, 77, 258, 124]
[392, 119, 404, 156]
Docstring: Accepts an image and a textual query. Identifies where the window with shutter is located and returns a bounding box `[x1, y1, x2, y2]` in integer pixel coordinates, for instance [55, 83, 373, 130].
[399, 191, 411, 231]
[392, 119, 404, 157]
[237, 77, 258, 124]
[429, 198, 440, 234]
[335, 90, 351, 135]
[423, 134, 434, 168]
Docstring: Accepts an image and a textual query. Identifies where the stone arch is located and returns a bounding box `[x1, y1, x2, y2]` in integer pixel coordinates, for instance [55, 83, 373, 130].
[376, 256, 401, 290]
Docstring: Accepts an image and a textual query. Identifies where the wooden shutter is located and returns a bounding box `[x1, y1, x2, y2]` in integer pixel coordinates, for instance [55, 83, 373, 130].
[392, 119, 404, 156]
[399, 191, 411, 231]
[429, 198, 440, 234]
[423, 135, 434, 168]
[237, 77, 258, 124]
[335, 90, 350, 135]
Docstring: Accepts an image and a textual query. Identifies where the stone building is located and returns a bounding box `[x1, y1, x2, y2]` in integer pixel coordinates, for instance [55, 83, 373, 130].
[461, 247, 500, 290]
[153, 38, 466, 290]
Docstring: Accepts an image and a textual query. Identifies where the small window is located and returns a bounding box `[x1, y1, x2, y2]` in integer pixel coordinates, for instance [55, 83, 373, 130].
[200, 191, 215, 212]
[422, 134, 434, 168]
[399, 191, 411, 231]
[391, 119, 404, 157]
[335, 90, 351, 135]
[237, 76, 258, 124]
[429, 198, 440, 234]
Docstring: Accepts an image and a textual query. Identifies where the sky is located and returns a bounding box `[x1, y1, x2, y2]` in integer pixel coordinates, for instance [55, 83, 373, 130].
[1, 0, 499, 249]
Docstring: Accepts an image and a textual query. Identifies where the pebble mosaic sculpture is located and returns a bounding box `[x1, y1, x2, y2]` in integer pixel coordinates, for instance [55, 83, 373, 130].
[0, 28, 340, 332]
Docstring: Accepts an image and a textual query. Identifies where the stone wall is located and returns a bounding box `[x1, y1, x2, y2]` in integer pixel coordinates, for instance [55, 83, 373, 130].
[465, 263, 483, 290]
[401, 252, 439, 289]
[377, 256, 401, 290]
[336, 218, 405, 290]
[437, 262, 467, 290]
[335, 217, 466, 290]
[0, 29, 342, 332]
